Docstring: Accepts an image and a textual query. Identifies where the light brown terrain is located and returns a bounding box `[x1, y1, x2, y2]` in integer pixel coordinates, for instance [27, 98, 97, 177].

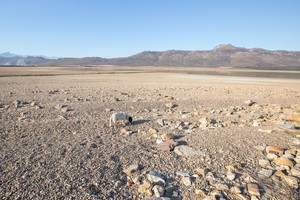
[1, 67, 300, 199]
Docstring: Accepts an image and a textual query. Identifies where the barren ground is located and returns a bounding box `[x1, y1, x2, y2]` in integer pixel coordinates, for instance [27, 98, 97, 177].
[1, 68, 300, 199]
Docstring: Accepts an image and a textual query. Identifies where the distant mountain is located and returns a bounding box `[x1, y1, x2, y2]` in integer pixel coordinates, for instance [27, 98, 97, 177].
[1, 45, 300, 69]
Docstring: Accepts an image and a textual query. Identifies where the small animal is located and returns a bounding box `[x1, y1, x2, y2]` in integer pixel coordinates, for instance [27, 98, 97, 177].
[109, 112, 133, 127]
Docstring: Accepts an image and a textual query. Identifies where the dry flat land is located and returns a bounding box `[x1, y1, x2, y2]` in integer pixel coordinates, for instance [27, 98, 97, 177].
[1, 67, 300, 199]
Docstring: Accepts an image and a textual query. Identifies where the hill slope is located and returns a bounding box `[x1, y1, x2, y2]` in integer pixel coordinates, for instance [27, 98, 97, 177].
[1, 44, 300, 69]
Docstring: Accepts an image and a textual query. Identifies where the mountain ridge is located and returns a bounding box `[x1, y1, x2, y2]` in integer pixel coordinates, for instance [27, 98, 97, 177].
[1, 44, 300, 69]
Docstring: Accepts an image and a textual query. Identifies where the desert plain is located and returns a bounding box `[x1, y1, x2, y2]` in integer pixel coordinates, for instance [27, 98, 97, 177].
[1, 67, 300, 200]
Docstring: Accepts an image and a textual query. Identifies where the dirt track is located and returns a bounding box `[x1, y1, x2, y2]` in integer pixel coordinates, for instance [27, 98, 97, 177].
[1, 72, 300, 199]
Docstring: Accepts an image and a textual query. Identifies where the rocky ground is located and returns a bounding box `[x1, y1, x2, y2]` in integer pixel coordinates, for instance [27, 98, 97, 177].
[1, 72, 300, 200]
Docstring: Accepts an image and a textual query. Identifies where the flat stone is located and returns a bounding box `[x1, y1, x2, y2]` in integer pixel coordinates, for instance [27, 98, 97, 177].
[147, 171, 165, 186]
[247, 183, 260, 197]
[279, 123, 296, 130]
[174, 145, 204, 158]
[156, 139, 178, 151]
[152, 185, 165, 197]
[274, 157, 294, 168]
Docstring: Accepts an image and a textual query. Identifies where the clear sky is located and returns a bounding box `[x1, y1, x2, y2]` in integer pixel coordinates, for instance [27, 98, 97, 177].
[1, 0, 299, 58]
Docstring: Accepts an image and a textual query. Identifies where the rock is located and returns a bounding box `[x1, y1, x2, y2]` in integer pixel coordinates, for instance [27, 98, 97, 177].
[278, 123, 296, 130]
[195, 189, 206, 196]
[152, 185, 164, 197]
[13, 100, 20, 108]
[258, 159, 270, 168]
[147, 171, 165, 186]
[196, 168, 207, 177]
[290, 168, 300, 177]
[199, 117, 209, 125]
[247, 183, 260, 197]
[267, 153, 279, 160]
[233, 194, 248, 200]
[181, 176, 192, 186]
[148, 128, 158, 135]
[105, 108, 112, 112]
[161, 133, 174, 141]
[30, 101, 36, 107]
[245, 100, 256, 106]
[284, 176, 299, 188]
[165, 103, 175, 109]
[226, 172, 236, 181]
[287, 113, 300, 123]
[266, 146, 284, 156]
[157, 119, 165, 126]
[214, 183, 229, 190]
[156, 139, 178, 151]
[174, 145, 204, 158]
[176, 171, 190, 177]
[123, 164, 140, 175]
[165, 185, 177, 193]
[143, 198, 171, 200]
[133, 175, 143, 185]
[274, 157, 294, 168]
[138, 180, 152, 194]
[115, 181, 122, 188]
[61, 107, 69, 113]
[258, 169, 273, 178]
[230, 186, 241, 194]
[282, 154, 295, 159]
[55, 104, 63, 110]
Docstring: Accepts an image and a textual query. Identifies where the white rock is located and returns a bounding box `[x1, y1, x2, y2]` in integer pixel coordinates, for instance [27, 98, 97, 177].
[226, 172, 236, 181]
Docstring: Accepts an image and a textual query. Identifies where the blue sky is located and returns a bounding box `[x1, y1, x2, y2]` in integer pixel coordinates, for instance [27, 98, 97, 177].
[1, 0, 299, 58]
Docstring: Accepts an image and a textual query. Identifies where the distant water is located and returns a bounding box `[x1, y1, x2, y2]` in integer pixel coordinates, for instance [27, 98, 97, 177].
[167, 70, 300, 79]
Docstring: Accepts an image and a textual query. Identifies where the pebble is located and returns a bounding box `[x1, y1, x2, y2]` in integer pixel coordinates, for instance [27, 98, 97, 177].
[196, 168, 207, 177]
[143, 197, 171, 200]
[133, 175, 143, 185]
[161, 133, 174, 141]
[287, 113, 300, 123]
[245, 100, 256, 106]
[164, 185, 177, 193]
[138, 180, 152, 194]
[214, 183, 229, 190]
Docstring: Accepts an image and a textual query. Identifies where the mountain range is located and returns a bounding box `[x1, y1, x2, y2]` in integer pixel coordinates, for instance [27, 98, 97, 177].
[1, 45, 300, 69]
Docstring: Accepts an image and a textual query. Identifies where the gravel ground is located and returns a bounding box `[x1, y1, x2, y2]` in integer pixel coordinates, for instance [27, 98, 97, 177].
[0, 72, 300, 199]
